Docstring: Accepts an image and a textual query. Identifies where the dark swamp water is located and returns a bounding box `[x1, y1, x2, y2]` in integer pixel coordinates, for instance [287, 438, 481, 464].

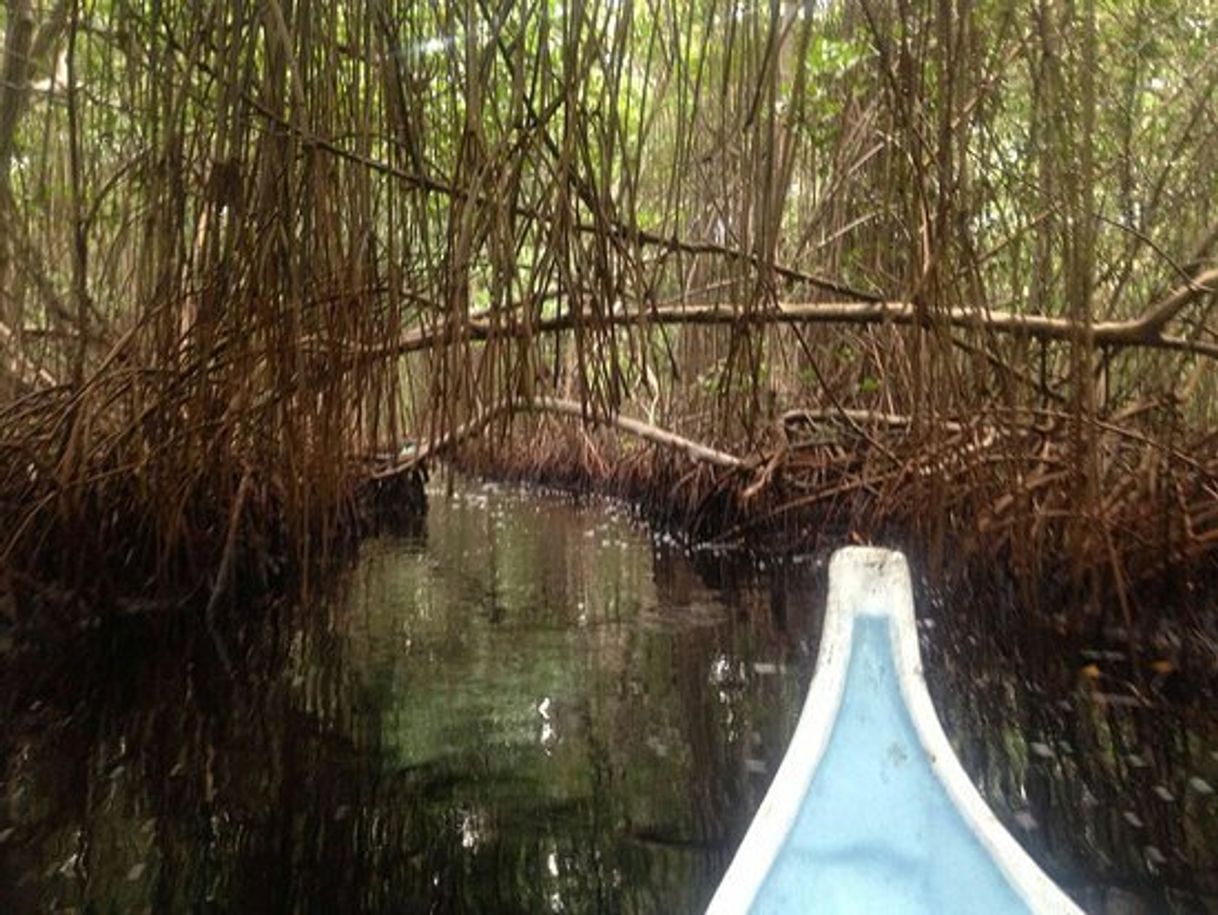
[2, 481, 1217, 913]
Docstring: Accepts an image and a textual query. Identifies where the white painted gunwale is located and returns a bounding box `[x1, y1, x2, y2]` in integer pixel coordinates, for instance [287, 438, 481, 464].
[705, 546, 1084, 915]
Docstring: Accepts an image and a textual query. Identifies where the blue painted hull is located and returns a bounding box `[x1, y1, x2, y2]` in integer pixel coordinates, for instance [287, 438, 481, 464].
[707, 548, 1083, 915]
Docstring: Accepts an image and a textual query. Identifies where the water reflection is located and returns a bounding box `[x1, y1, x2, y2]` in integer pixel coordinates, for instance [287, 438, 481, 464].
[2, 483, 1215, 913]
[0, 482, 820, 913]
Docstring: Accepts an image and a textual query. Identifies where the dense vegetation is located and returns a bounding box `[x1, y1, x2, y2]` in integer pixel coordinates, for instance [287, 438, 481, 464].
[2, 0, 1217, 621]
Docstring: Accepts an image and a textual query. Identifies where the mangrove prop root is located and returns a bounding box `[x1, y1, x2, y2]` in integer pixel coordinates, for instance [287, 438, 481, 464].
[443, 401, 1218, 606]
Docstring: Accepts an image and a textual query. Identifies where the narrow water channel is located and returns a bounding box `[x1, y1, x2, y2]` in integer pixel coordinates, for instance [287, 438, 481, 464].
[1, 482, 1215, 913]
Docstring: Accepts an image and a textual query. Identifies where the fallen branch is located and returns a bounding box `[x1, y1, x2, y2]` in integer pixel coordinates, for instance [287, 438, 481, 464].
[373, 396, 746, 478]
[364, 285, 1218, 362]
[525, 398, 746, 470]
[370, 405, 507, 478]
